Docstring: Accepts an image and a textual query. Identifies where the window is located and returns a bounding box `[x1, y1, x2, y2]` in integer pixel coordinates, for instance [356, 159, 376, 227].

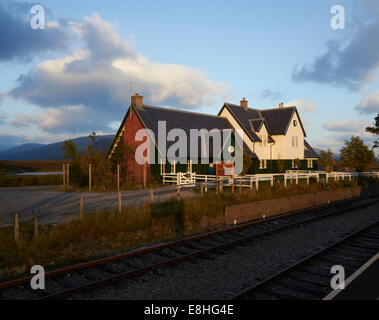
[259, 159, 267, 169]
[307, 159, 313, 169]
[293, 120, 298, 127]
[292, 136, 298, 148]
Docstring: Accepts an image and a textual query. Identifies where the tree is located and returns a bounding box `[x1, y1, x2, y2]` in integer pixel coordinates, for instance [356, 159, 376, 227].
[61, 140, 78, 160]
[319, 149, 335, 172]
[366, 114, 379, 149]
[340, 136, 376, 172]
[89, 132, 97, 145]
[241, 152, 253, 175]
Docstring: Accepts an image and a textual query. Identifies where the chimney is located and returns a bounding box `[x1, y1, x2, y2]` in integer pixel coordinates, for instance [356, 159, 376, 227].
[131, 93, 143, 108]
[240, 97, 248, 110]
[279, 102, 284, 109]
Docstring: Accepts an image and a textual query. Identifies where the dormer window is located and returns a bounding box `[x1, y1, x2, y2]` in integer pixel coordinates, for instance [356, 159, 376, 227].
[293, 120, 298, 127]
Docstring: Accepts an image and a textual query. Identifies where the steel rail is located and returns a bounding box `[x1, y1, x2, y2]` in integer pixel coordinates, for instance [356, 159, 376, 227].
[37, 198, 379, 300]
[229, 220, 379, 300]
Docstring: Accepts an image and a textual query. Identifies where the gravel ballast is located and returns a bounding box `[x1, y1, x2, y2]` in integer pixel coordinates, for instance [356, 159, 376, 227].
[72, 200, 379, 300]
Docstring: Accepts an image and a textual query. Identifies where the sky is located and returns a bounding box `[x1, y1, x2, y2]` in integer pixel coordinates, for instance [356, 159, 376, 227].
[0, 0, 378, 153]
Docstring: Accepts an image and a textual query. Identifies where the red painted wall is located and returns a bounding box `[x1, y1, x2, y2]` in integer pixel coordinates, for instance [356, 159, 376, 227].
[123, 107, 151, 184]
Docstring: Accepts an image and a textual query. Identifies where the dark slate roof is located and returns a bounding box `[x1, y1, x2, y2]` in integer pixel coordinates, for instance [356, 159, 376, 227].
[260, 107, 298, 135]
[304, 139, 319, 158]
[135, 105, 234, 159]
[222, 103, 306, 138]
[222, 103, 262, 142]
[249, 119, 264, 132]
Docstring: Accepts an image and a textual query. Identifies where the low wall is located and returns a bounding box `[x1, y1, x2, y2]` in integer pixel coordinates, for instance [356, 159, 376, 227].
[224, 186, 378, 225]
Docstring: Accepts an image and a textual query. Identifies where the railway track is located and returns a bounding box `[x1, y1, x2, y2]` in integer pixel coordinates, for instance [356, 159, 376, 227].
[1, 195, 378, 300]
[230, 220, 379, 300]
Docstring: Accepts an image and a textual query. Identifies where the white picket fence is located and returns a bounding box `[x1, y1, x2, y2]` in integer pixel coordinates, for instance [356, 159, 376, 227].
[162, 171, 379, 188]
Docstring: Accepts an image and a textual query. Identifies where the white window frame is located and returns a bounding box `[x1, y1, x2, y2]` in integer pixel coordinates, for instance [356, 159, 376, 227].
[307, 159, 313, 169]
[292, 160, 298, 169]
[259, 159, 267, 169]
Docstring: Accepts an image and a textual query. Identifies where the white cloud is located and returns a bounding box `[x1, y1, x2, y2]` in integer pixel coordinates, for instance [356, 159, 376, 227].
[356, 91, 379, 114]
[284, 99, 317, 113]
[0, 110, 7, 124]
[9, 13, 233, 136]
[11, 105, 105, 134]
[322, 120, 371, 132]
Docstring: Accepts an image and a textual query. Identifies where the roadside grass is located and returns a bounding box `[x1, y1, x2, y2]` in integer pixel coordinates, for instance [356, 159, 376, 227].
[0, 175, 62, 188]
[0, 160, 64, 174]
[0, 177, 376, 280]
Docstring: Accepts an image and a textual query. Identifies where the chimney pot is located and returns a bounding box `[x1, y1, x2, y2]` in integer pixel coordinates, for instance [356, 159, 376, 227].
[279, 102, 284, 109]
[131, 93, 143, 108]
[240, 98, 248, 110]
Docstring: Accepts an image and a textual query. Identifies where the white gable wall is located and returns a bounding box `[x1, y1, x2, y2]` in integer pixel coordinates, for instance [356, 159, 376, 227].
[271, 111, 305, 160]
[253, 123, 271, 159]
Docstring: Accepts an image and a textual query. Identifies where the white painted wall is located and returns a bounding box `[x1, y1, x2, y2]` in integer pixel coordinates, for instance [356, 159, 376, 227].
[270, 111, 305, 160]
[254, 123, 272, 160]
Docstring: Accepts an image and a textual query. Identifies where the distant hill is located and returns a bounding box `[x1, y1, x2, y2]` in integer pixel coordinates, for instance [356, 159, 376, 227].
[0, 135, 115, 161]
[0, 143, 45, 155]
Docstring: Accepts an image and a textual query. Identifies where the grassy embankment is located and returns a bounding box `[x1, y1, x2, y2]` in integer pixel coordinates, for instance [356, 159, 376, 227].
[1, 177, 378, 280]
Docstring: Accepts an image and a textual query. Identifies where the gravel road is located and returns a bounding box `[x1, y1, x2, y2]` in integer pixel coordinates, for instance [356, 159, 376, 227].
[0, 185, 195, 227]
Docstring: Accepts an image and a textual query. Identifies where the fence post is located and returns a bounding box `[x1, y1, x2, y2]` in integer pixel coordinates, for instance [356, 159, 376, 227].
[63, 164, 66, 187]
[232, 178, 235, 193]
[118, 191, 122, 214]
[177, 185, 181, 201]
[205, 176, 208, 192]
[326, 173, 329, 184]
[89, 164, 92, 192]
[307, 175, 309, 185]
[150, 188, 154, 203]
[250, 177, 253, 191]
[67, 164, 70, 187]
[143, 163, 147, 189]
[317, 174, 320, 183]
[255, 178, 259, 191]
[34, 210, 38, 241]
[271, 175, 274, 187]
[239, 178, 242, 194]
[14, 213, 19, 244]
[296, 173, 298, 185]
[284, 174, 287, 187]
[200, 182, 204, 197]
[117, 164, 120, 192]
[220, 180, 223, 194]
[80, 198, 83, 221]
